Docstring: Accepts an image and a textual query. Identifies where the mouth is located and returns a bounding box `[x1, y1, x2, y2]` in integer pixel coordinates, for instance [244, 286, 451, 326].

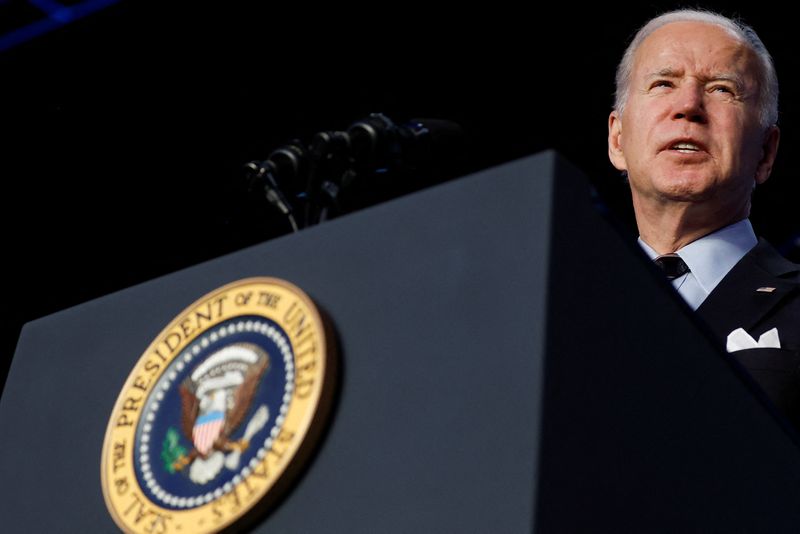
[662, 138, 708, 154]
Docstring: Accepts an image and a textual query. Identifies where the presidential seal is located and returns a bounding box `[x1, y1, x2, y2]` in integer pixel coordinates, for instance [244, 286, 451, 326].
[101, 278, 335, 534]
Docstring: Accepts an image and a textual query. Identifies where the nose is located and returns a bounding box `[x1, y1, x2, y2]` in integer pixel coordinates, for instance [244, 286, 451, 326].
[672, 83, 707, 124]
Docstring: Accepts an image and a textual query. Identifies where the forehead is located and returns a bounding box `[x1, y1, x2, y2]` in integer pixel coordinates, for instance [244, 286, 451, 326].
[633, 21, 758, 79]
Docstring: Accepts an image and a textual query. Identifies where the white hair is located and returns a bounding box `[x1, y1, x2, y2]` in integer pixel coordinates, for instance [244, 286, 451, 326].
[613, 9, 779, 129]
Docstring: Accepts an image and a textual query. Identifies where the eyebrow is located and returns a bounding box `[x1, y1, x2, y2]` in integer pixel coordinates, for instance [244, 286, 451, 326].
[645, 68, 682, 79]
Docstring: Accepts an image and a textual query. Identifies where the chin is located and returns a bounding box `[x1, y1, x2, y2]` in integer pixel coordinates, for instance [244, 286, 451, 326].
[652, 172, 718, 202]
[658, 189, 714, 203]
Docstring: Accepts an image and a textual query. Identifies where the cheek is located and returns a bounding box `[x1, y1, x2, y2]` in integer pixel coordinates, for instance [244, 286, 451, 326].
[622, 129, 649, 164]
[718, 110, 755, 148]
[729, 126, 762, 166]
[740, 141, 764, 174]
[623, 109, 657, 153]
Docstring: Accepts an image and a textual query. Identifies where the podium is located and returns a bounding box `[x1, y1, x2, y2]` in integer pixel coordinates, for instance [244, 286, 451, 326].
[3, 151, 800, 532]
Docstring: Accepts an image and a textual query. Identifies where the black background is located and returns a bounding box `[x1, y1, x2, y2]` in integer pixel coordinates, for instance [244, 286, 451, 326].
[2, 2, 798, 393]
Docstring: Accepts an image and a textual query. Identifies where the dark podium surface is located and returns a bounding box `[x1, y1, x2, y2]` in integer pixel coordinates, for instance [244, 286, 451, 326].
[3, 150, 800, 533]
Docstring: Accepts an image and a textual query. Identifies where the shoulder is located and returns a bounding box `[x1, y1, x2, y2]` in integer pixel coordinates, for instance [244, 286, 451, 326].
[744, 239, 800, 283]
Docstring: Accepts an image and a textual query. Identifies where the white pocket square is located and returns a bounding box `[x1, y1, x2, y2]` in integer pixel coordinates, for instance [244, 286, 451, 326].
[726, 327, 781, 352]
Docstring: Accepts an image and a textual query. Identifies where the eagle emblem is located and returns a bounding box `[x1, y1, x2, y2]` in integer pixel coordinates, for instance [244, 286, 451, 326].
[167, 343, 271, 484]
[103, 279, 333, 533]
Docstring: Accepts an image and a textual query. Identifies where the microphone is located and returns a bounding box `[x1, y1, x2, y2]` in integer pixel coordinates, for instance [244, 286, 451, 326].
[244, 140, 306, 231]
[300, 114, 466, 223]
[345, 113, 465, 171]
[244, 114, 466, 230]
[251, 140, 306, 189]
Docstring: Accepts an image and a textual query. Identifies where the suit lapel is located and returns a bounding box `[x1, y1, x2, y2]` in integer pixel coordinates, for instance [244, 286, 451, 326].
[697, 240, 800, 339]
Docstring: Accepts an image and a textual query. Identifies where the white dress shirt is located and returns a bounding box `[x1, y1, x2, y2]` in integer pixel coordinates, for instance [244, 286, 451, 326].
[638, 219, 758, 310]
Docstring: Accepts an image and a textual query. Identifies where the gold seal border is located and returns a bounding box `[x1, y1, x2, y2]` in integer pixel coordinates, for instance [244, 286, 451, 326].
[100, 277, 335, 534]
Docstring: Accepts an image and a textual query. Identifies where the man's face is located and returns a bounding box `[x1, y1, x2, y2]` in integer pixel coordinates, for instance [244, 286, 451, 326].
[608, 21, 779, 219]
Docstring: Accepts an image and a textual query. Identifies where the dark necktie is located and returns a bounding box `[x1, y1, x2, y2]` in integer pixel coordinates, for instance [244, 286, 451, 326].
[654, 253, 690, 280]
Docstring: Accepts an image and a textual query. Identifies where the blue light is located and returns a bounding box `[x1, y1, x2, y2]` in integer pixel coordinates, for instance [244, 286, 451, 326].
[0, 0, 122, 53]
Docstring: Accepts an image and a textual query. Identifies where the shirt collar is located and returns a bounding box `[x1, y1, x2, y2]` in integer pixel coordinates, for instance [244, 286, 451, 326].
[638, 219, 758, 295]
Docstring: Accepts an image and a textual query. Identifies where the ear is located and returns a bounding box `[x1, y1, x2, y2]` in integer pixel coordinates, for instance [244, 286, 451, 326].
[608, 110, 628, 172]
[755, 125, 780, 185]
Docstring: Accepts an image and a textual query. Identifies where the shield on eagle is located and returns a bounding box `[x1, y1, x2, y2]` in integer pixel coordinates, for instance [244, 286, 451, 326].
[192, 410, 225, 456]
[179, 342, 270, 463]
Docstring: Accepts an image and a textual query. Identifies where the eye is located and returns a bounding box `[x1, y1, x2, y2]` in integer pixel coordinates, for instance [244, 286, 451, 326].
[650, 80, 674, 90]
[710, 85, 735, 95]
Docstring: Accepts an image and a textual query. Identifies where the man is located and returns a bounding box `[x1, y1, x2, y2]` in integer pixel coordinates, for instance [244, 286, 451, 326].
[607, 10, 800, 425]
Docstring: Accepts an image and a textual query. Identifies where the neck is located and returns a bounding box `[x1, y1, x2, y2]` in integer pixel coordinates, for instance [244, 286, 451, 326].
[633, 196, 749, 255]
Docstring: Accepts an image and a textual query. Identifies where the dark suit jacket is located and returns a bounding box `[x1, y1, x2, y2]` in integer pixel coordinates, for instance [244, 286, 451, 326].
[697, 239, 800, 427]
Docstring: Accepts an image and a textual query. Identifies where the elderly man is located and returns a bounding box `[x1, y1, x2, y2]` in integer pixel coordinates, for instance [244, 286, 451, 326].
[607, 10, 800, 424]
